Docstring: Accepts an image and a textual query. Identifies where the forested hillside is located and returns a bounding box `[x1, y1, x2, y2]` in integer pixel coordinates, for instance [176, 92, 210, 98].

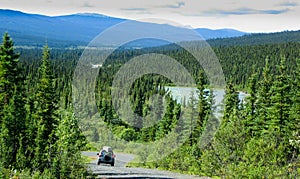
[94, 41, 300, 88]
[207, 30, 300, 47]
[92, 39, 300, 177]
[1, 30, 300, 178]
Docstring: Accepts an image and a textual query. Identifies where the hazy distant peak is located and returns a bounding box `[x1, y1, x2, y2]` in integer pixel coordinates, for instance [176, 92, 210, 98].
[72, 13, 111, 18]
[0, 9, 250, 47]
[0, 9, 42, 17]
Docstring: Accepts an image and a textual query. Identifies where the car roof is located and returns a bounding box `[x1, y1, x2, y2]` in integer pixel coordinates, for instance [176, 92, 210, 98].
[102, 146, 113, 152]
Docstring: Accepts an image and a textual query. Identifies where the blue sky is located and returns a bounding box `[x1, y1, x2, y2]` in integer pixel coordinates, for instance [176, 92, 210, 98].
[1, 0, 299, 32]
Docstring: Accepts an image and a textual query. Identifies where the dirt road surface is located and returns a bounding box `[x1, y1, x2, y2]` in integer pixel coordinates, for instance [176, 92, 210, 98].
[83, 151, 210, 179]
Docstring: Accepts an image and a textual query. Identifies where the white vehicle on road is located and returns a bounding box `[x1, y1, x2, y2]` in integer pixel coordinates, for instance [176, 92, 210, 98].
[97, 146, 115, 166]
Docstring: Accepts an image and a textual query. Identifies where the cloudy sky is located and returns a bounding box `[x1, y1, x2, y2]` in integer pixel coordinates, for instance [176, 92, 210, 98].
[1, 0, 299, 32]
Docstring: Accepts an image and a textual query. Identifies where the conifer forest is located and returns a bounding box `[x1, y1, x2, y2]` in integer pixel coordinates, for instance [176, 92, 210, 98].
[0, 31, 300, 178]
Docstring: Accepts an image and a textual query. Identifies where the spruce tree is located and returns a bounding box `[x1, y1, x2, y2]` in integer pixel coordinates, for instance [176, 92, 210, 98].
[289, 59, 300, 174]
[244, 73, 258, 136]
[222, 81, 239, 126]
[0, 92, 27, 168]
[290, 58, 300, 135]
[154, 95, 175, 140]
[33, 45, 58, 171]
[195, 71, 210, 139]
[0, 33, 20, 111]
[268, 58, 292, 137]
[185, 90, 197, 146]
[0, 33, 26, 170]
[256, 58, 272, 134]
[266, 58, 295, 172]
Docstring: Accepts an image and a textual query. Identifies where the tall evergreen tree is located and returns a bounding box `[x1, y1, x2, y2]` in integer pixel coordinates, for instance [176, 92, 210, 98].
[222, 81, 239, 126]
[0, 33, 20, 111]
[268, 58, 292, 137]
[185, 90, 197, 146]
[256, 58, 273, 134]
[155, 95, 175, 140]
[290, 58, 300, 135]
[0, 91, 27, 168]
[0, 33, 26, 169]
[33, 45, 58, 171]
[195, 71, 210, 139]
[244, 73, 258, 136]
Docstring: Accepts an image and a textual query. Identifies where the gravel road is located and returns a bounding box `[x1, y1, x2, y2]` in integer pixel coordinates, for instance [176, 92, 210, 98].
[83, 151, 209, 179]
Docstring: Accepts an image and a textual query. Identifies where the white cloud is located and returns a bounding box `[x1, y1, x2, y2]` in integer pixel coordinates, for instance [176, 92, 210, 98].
[0, 0, 299, 32]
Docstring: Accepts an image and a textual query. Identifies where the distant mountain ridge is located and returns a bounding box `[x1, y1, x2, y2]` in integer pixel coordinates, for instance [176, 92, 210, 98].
[0, 9, 125, 47]
[207, 30, 300, 47]
[195, 28, 246, 40]
[0, 9, 247, 47]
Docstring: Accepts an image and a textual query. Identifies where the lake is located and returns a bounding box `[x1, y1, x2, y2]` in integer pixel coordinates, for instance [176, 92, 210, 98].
[166, 86, 248, 117]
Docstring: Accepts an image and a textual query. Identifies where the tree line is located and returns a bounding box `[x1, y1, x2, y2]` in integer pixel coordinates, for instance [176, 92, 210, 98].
[0, 33, 87, 178]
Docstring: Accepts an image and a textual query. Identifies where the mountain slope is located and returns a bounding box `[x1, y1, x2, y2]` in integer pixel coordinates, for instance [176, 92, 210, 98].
[0, 9, 125, 47]
[207, 30, 300, 47]
[0, 9, 247, 47]
[196, 28, 246, 39]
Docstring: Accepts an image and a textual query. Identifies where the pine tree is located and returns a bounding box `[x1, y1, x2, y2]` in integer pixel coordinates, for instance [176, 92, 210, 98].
[195, 71, 210, 140]
[0, 91, 27, 168]
[199, 89, 218, 149]
[222, 81, 239, 126]
[185, 90, 197, 146]
[256, 58, 273, 134]
[171, 103, 181, 131]
[0, 33, 20, 111]
[266, 57, 295, 173]
[290, 58, 300, 135]
[244, 73, 259, 136]
[268, 58, 292, 137]
[155, 95, 175, 140]
[33, 45, 58, 171]
[288, 59, 300, 175]
[0, 33, 26, 170]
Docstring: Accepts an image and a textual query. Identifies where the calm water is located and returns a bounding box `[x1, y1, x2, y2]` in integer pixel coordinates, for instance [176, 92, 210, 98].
[166, 86, 248, 117]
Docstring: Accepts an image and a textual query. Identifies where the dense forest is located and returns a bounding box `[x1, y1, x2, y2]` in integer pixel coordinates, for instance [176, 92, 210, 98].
[0, 33, 87, 178]
[94, 39, 300, 177]
[1, 30, 300, 178]
[207, 30, 300, 47]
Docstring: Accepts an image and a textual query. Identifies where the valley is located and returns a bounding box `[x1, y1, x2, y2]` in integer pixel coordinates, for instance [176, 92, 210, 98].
[0, 6, 299, 178]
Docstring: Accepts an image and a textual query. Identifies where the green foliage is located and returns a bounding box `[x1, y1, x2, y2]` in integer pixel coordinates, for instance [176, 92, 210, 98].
[0, 33, 87, 178]
[0, 95, 25, 168]
[53, 109, 87, 178]
[32, 45, 59, 171]
[0, 32, 21, 109]
[207, 30, 300, 47]
[238, 134, 287, 178]
[201, 109, 247, 177]
[222, 81, 239, 125]
[0, 33, 27, 171]
[195, 71, 210, 139]
[120, 128, 138, 141]
[133, 57, 300, 177]
[2, 31, 300, 178]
